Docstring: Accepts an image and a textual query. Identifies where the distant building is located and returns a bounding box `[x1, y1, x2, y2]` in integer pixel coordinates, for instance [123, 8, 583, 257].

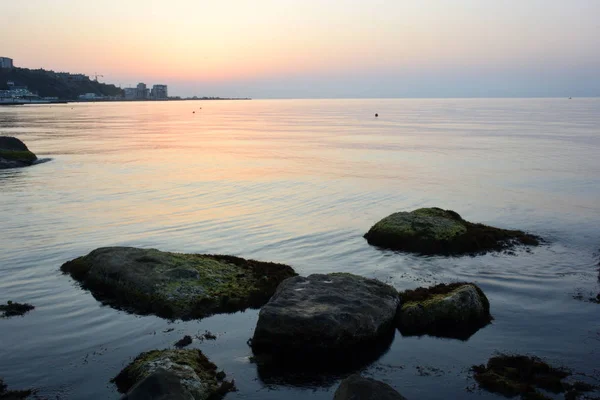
[1, 81, 37, 99]
[136, 83, 148, 100]
[0, 57, 14, 69]
[124, 88, 136, 100]
[150, 84, 168, 100]
[79, 93, 103, 100]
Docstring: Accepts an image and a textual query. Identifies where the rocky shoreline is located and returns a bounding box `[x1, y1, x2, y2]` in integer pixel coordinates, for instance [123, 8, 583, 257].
[3, 200, 599, 399]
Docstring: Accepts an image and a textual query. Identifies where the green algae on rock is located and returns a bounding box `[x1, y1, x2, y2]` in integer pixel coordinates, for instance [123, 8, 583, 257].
[397, 282, 492, 339]
[60, 247, 297, 320]
[472, 354, 597, 400]
[0, 301, 35, 318]
[364, 207, 540, 255]
[0, 137, 38, 169]
[113, 349, 235, 400]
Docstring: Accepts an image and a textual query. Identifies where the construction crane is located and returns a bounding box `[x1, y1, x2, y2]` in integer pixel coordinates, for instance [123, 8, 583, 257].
[92, 72, 104, 82]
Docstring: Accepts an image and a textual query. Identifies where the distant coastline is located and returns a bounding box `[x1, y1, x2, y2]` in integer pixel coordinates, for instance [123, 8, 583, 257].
[0, 97, 251, 106]
[0, 60, 250, 104]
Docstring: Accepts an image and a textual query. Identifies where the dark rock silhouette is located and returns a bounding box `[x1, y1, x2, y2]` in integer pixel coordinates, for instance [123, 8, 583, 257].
[334, 375, 407, 400]
[251, 273, 398, 384]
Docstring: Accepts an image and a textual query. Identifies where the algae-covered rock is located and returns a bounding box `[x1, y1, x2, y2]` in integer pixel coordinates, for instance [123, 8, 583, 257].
[0, 137, 37, 169]
[397, 282, 492, 339]
[0, 378, 32, 399]
[334, 374, 408, 400]
[60, 247, 297, 320]
[113, 349, 235, 400]
[472, 354, 597, 400]
[0, 301, 35, 318]
[364, 207, 539, 255]
[251, 273, 399, 364]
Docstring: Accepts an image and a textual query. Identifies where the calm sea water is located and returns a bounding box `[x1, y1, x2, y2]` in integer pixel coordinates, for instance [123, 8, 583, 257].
[1, 99, 599, 399]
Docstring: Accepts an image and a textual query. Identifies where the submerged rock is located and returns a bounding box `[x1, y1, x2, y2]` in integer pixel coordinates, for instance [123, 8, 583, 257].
[364, 207, 539, 255]
[0, 301, 35, 318]
[60, 247, 296, 320]
[0, 378, 32, 399]
[334, 375, 407, 400]
[251, 273, 399, 365]
[113, 349, 235, 400]
[397, 282, 492, 339]
[174, 335, 193, 348]
[0, 137, 37, 169]
[472, 354, 596, 400]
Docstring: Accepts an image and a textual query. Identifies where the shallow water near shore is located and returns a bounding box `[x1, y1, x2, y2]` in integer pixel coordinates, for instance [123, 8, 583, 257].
[1, 98, 599, 399]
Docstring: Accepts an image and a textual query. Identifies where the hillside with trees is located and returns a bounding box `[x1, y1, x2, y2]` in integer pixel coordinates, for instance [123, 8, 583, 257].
[0, 68, 123, 100]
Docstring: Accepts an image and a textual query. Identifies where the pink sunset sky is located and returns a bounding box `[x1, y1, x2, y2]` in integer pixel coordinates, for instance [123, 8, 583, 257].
[1, 0, 599, 98]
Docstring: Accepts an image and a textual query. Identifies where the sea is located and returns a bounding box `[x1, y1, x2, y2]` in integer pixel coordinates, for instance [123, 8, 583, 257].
[1, 98, 599, 399]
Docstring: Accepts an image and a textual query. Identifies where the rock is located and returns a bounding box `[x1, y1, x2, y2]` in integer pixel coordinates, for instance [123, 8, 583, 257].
[113, 349, 235, 400]
[397, 282, 492, 339]
[364, 207, 539, 255]
[0, 301, 35, 318]
[0, 137, 37, 169]
[0, 378, 32, 399]
[251, 273, 399, 363]
[60, 247, 296, 320]
[174, 335, 193, 348]
[121, 370, 191, 400]
[472, 354, 597, 399]
[334, 375, 407, 400]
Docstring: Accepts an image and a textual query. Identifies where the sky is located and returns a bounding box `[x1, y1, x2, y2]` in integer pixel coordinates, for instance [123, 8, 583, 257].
[1, 0, 599, 98]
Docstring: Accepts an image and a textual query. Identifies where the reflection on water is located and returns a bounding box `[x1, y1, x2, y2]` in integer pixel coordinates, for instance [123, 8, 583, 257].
[1, 99, 599, 399]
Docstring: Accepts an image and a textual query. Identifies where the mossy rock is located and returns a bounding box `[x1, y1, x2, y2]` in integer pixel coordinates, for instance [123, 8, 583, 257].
[0, 137, 37, 169]
[472, 354, 597, 399]
[113, 349, 235, 400]
[364, 207, 540, 255]
[397, 282, 492, 339]
[61, 247, 297, 320]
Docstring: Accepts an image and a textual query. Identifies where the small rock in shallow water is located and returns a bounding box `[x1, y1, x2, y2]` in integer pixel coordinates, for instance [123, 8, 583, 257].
[113, 349, 235, 400]
[174, 335, 193, 348]
[0, 136, 38, 170]
[197, 330, 216, 341]
[0, 301, 35, 318]
[334, 374, 407, 400]
[397, 282, 492, 340]
[364, 207, 540, 255]
[472, 354, 597, 400]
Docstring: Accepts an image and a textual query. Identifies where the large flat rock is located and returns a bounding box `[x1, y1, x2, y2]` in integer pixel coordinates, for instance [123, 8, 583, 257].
[251, 273, 399, 362]
[364, 207, 539, 255]
[61, 247, 296, 320]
